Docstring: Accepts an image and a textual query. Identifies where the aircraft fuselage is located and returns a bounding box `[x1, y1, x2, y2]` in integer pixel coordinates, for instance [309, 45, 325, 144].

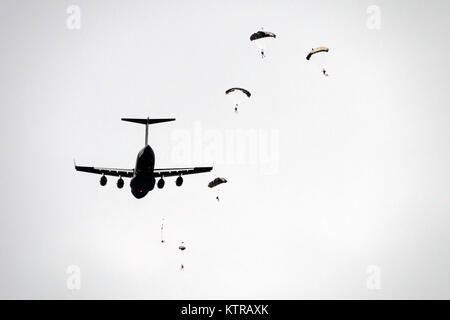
[130, 145, 156, 199]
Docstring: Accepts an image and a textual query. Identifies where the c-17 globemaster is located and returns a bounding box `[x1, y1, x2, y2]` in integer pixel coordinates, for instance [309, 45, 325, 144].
[75, 117, 212, 199]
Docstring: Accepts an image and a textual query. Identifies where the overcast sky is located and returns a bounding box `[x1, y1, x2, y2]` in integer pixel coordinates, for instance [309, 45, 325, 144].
[0, 0, 449, 299]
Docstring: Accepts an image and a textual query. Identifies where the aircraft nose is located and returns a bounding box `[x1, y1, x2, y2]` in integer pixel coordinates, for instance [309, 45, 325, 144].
[132, 188, 147, 199]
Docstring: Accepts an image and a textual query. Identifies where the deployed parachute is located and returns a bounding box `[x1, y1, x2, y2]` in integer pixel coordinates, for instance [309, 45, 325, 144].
[225, 87, 251, 113]
[250, 29, 276, 58]
[250, 30, 276, 41]
[306, 47, 329, 60]
[208, 177, 227, 188]
[307, 47, 330, 76]
[225, 88, 251, 98]
[208, 176, 228, 202]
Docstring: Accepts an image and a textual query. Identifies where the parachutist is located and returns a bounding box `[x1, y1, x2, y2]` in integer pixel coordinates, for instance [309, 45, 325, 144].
[225, 88, 250, 112]
[209, 178, 227, 202]
[160, 218, 165, 243]
[322, 69, 329, 77]
[250, 30, 275, 58]
[180, 264, 184, 271]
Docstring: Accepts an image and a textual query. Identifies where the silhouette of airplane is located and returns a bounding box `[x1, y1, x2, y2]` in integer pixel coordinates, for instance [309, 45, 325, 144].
[75, 117, 212, 199]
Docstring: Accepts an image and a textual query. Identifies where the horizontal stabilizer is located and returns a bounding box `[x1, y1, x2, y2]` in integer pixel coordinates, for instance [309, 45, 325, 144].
[121, 117, 175, 146]
[121, 118, 175, 125]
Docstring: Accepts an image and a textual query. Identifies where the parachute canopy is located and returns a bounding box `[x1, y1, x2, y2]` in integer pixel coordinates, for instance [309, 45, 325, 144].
[306, 47, 329, 60]
[208, 177, 228, 188]
[250, 31, 276, 41]
[179, 245, 186, 251]
[225, 88, 251, 98]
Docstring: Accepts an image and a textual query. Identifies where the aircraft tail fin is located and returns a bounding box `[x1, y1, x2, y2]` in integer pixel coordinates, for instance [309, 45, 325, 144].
[121, 117, 175, 146]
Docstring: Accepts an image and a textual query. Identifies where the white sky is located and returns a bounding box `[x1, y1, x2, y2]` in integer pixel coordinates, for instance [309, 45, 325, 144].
[0, 0, 449, 299]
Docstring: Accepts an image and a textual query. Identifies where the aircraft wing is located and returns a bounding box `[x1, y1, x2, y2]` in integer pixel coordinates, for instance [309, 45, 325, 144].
[75, 163, 134, 178]
[153, 166, 213, 178]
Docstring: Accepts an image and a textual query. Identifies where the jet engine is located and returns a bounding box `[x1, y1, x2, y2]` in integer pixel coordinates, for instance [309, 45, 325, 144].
[117, 177, 124, 189]
[100, 175, 107, 186]
[175, 176, 183, 187]
[157, 177, 165, 189]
